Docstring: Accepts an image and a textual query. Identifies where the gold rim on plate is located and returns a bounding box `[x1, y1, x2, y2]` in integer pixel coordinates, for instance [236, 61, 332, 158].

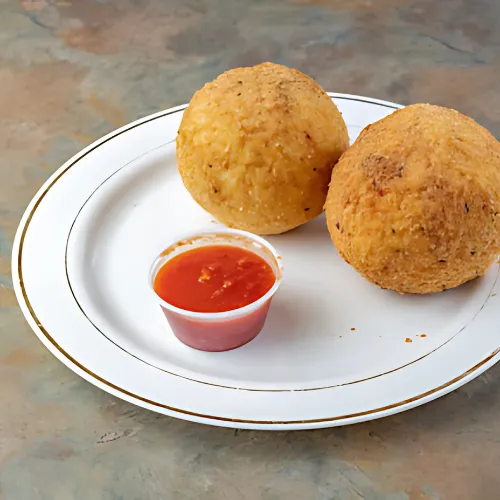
[15, 98, 500, 425]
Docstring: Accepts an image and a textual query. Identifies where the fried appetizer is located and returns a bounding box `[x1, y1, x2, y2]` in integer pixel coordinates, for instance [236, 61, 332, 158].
[325, 104, 500, 293]
[177, 62, 349, 235]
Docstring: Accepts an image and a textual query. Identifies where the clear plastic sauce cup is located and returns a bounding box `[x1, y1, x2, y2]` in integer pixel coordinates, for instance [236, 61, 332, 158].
[149, 229, 283, 352]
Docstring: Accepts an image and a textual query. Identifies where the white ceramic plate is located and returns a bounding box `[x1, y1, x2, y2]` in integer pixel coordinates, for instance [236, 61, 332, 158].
[12, 94, 500, 430]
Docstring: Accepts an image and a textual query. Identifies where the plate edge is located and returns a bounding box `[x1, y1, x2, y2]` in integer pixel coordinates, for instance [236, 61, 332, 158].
[14, 95, 500, 430]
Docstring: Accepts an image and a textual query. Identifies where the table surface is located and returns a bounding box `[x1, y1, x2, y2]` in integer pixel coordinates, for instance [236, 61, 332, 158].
[2, 0, 500, 499]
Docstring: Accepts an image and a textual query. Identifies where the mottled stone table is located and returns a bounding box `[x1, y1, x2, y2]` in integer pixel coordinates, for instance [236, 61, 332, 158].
[2, 1, 500, 498]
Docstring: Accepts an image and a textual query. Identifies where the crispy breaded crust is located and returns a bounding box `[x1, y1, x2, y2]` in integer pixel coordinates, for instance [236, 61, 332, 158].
[177, 62, 349, 235]
[325, 104, 500, 294]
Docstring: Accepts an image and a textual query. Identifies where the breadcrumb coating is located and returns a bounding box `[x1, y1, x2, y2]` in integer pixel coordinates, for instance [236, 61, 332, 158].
[325, 104, 500, 294]
[177, 62, 349, 235]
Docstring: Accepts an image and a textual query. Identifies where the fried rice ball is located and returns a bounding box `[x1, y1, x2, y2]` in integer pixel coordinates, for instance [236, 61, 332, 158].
[176, 62, 349, 235]
[325, 104, 500, 294]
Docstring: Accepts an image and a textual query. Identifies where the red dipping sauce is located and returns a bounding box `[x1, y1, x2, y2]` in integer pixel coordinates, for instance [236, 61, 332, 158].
[154, 246, 275, 313]
[150, 232, 281, 352]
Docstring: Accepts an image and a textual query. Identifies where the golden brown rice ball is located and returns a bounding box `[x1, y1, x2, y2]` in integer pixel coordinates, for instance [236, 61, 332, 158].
[325, 104, 500, 294]
[176, 62, 349, 235]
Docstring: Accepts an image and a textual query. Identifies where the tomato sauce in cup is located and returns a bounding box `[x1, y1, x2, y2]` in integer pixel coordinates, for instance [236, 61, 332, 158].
[154, 246, 276, 313]
[149, 230, 282, 352]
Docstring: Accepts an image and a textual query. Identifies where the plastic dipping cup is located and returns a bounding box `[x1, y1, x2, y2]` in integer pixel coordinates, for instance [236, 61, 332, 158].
[149, 229, 283, 352]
